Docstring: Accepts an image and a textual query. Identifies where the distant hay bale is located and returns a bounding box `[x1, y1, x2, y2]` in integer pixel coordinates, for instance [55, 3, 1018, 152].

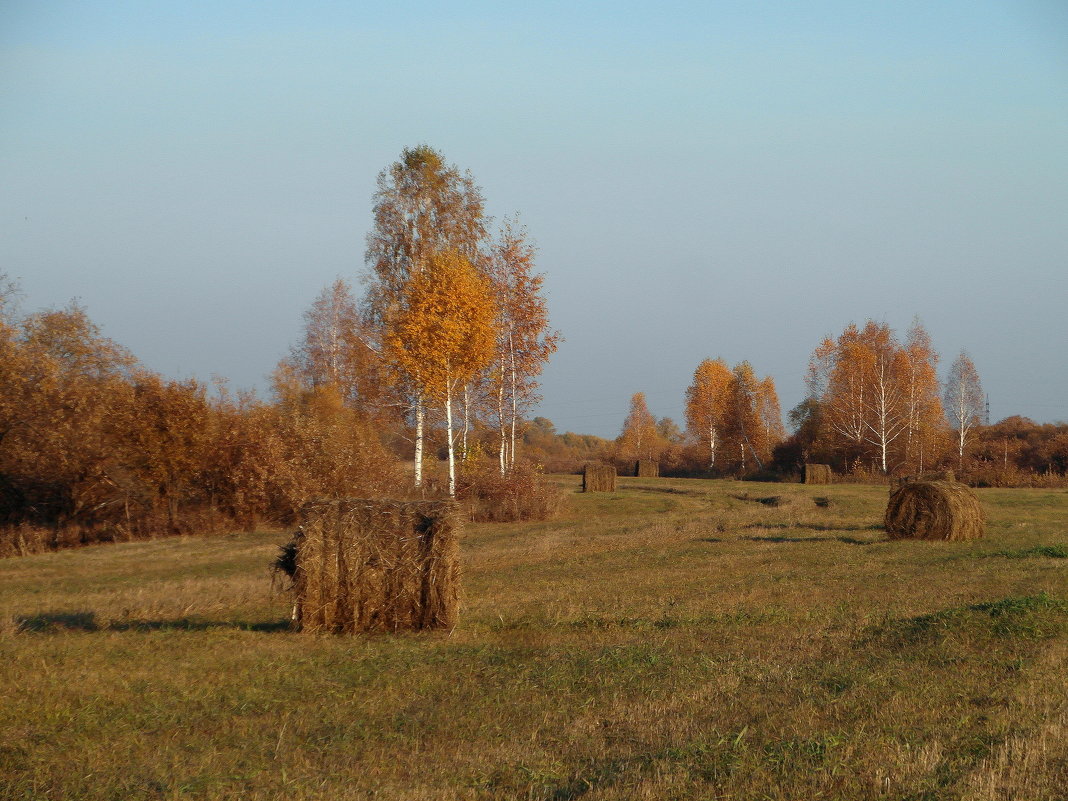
[635, 460, 659, 478]
[583, 464, 616, 493]
[292, 499, 460, 634]
[884, 480, 984, 541]
[804, 464, 833, 484]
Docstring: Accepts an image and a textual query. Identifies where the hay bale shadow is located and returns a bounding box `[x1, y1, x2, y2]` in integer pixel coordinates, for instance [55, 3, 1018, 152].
[16, 611, 99, 632]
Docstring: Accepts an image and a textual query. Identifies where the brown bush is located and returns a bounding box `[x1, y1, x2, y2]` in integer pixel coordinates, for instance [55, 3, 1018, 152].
[455, 462, 564, 523]
[290, 499, 460, 634]
[884, 480, 984, 541]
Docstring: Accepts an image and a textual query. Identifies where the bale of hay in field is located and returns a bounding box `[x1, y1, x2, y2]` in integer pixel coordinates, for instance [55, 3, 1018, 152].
[884, 480, 984, 541]
[292, 499, 460, 634]
[635, 459, 659, 478]
[804, 464, 833, 484]
[583, 464, 616, 492]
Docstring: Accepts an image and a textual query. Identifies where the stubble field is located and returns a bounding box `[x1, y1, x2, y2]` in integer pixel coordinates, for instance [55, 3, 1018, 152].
[1, 477, 1066, 800]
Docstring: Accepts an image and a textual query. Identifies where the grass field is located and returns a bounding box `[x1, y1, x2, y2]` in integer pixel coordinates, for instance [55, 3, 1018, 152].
[2, 477, 1067, 800]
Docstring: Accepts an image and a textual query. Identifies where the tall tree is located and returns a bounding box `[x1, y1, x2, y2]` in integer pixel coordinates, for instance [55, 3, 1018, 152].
[727, 362, 767, 471]
[901, 319, 945, 472]
[486, 217, 560, 473]
[944, 351, 984, 468]
[383, 250, 497, 497]
[364, 145, 488, 487]
[684, 358, 732, 468]
[618, 392, 659, 461]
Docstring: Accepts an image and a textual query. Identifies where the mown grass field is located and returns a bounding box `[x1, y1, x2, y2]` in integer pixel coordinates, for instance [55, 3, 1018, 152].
[2, 477, 1067, 800]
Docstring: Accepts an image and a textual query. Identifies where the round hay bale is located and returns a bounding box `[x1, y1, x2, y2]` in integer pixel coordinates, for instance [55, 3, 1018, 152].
[884, 480, 984, 541]
[804, 464, 833, 484]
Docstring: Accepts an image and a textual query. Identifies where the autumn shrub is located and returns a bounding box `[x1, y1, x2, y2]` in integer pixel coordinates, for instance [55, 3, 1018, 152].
[208, 386, 405, 529]
[456, 460, 564, 522]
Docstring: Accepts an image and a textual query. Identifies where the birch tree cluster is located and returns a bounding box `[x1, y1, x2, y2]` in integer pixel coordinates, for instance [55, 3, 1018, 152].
[681, 359, 785, 473]
[282, 146, 559, 497]
[795, 319, 984, 476]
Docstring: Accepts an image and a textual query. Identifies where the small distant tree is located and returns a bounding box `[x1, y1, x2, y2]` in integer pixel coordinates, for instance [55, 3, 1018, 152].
[383, 250, 497, 497]
[944, 351, 984, 468]
[618, 392, 659, 461]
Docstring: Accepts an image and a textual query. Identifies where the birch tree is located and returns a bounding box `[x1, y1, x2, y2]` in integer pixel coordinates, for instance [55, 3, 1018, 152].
[944, 351, 984, 468]
[618, 392, 659, 461]
[684, 357, 732, 468]
[365, 145, 488, 487]
[383, 250, 497, 497]
[283, 278, 387, 416]
[486, 218, 560, 473]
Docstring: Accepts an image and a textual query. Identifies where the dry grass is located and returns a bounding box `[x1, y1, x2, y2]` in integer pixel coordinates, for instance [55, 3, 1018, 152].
[1, 477, 1066, 800]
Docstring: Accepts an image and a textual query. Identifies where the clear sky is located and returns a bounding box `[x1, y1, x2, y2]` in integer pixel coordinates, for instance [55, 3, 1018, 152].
[3, 1, 1067, 438]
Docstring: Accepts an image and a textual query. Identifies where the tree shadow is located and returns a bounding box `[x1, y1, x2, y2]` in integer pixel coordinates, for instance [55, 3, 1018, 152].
[744, 535, 878, 546]
[15, 611, 292, 634]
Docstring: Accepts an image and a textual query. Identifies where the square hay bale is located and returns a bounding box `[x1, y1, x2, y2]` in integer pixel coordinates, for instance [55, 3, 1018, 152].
[884, 480, 984, 541]
[294, 499, 460, 634]
[635, 459, 660, 478]
[804, 464, 833, 484]
[583, 464, 616, 492]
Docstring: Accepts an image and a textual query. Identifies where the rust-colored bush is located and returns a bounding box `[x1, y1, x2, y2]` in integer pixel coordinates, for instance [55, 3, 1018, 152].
[455, 462, 564, 523]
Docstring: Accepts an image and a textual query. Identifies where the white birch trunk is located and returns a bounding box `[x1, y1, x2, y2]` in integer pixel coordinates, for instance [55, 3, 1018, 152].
[508, 329, 518, 469]
[497, 381, 507, 476]
[413, 395, 424, 488]
[446, 379, 456, 498]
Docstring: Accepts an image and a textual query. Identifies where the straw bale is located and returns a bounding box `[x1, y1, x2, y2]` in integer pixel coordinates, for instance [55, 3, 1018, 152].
[635, 460, 659, 478]
[293, 499, 460, 634]
[804, 464, 833, 484]
[583, 464, 616, 493]
[884, 480, 984, 541]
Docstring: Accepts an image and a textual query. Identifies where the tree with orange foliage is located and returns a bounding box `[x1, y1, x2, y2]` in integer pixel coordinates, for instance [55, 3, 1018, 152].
[808, 320, 942, 473]
[486, 217, 560, 474]
[901, 319, 946, 472]
[384, 250, 497, 496]
[365, 146, 488, 487]
[617, 392, 659, 462]
[684, 358, 732, 468]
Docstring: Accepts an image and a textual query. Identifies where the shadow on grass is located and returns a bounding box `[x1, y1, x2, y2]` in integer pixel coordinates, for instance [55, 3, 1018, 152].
[744, 535, 879, 546]
[16, 611, 292, 634]
[744, 522, 883, 532]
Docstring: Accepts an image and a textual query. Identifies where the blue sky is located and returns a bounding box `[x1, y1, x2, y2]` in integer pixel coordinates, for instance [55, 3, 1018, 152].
[3, 1, 1067, 437]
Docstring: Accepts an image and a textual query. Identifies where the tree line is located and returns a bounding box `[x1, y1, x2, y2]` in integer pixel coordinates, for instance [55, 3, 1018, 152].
[552, 318, 1066, 484]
